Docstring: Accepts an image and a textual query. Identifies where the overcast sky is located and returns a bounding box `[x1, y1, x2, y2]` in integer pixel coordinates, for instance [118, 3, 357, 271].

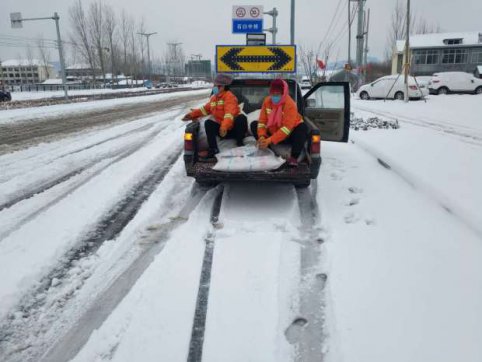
[1, 0, 481, 65]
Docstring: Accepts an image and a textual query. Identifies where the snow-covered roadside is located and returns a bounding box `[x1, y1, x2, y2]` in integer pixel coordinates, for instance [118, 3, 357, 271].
[352, 95, 482, 136]
[9, 84, 211, 102]
[351, 99, 482, 237]
[319, 141, 482, 362]
[0, 89, 209, 125]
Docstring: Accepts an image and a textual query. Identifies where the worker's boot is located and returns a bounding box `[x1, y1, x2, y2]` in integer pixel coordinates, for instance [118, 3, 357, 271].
[199, 147, 219, 162]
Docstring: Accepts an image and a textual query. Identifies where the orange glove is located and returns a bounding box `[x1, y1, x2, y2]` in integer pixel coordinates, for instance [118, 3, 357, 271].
[181, 113, 192, 121]
[258, 136, 272, 149]
[219, 127, 228, 137]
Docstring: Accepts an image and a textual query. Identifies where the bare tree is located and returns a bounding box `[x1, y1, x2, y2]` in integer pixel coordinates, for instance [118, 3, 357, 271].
[36, 36, 51, 79]
[69, 0, 97, 84]
[299, 44, 317, 85]
[385, 0, 440, 60]
[104, 4, 117, 84]
[119, 10, 133, 76]
[89, 0, 107, 85]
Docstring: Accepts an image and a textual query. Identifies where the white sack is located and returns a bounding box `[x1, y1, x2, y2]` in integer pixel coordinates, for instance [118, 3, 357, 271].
[213, 144, 285, 172]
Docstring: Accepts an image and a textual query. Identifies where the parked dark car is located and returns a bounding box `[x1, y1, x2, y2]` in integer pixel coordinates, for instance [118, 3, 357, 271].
[0, 90, 12, 102]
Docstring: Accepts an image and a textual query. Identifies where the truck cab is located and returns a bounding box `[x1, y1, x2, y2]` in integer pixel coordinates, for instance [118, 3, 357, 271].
[183, 78, 350, 188]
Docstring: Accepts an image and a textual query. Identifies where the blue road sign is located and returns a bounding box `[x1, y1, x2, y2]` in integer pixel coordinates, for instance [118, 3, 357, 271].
[232, 19, 263, 34]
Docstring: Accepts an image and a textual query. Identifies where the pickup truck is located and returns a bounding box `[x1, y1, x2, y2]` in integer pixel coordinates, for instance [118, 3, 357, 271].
[183, 78, 350, 188]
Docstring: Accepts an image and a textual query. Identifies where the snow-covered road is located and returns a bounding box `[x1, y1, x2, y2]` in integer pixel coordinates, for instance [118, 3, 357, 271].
[1, 93, 481, 362]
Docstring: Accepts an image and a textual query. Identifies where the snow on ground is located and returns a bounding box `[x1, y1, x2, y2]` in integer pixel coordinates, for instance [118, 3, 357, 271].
[320, 95, 482, 361]
[351, 95, 482, 237]
[69, 184, 303, 362]
[319, 141, 482, 362]
[352, 94, 482, 136]
[0, 89, 210, 125]
[1, 89, 482, 361]
[0, 108, 188, 321]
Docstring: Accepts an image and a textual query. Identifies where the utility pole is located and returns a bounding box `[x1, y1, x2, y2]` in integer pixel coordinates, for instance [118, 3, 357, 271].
[404, 0, 410, 102]
[138, 32, 157, 83]
[348, 1, 352, 66]
[356, 0, 365, 71]
[10, 11, 68, 99]
[263, 8, 278, 44]
[363, 8, 370, 80]
[167, 42, 182, 82]
[290, 0, 295, 45]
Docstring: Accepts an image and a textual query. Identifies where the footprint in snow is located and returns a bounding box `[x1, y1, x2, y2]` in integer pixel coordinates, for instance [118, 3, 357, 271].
[344, 212, 360, 224]
[365, 217, 376, 226]
[348, 186, 363, 194]
[330, 172, 343, 181]
[345, 198, 360, 206]
[284, 317, 309, 344]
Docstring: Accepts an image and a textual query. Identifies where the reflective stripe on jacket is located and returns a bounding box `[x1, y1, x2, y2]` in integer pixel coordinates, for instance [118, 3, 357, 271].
[258, 95, 303, 144]
[189, 90, 240, 130]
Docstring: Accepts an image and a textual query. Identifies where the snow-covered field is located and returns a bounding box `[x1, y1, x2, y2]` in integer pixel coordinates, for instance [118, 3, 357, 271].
[1, 92, 481, 362]
[9, 82, 211, 102]
[0, 89, 210, 125]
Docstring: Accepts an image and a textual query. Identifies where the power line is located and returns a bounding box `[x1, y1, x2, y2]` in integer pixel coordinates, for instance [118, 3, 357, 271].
[319, 0, 346, 48]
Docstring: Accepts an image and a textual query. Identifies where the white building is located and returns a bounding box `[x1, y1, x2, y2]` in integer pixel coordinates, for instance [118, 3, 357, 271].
[392, 32, 482, 76]
[0, 59, 54, 86]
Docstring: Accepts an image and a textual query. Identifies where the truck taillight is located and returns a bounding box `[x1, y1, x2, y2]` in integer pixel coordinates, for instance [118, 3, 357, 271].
[432, 80, 440, 83]
[184, 132, 194, 151]
[409, 85, 417, 90]
[311, 134, 321, 154]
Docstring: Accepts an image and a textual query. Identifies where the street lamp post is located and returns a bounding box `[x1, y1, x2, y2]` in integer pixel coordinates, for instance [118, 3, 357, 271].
[10, 11, 68, 99]
[263, 8, 278, 45]
[138, 32, 157, 83]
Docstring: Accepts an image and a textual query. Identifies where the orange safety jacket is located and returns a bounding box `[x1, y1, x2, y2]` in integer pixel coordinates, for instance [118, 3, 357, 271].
[258, 95, 303, 144]
[189, 90, 240, 131]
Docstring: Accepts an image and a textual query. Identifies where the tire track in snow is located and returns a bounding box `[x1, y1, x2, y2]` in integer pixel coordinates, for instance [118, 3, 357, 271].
[352, 139, 482, 239]
[188, 187, 224, 362]
[0, 149, 188, 362]
[0, 123, 163, 213]
[0, 104, 188, 212]
[40, 184, 210, 362]
[293, 185, 327, 361]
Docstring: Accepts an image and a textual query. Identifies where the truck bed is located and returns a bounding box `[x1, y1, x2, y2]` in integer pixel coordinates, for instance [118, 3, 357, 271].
[185, 158, 312, 185]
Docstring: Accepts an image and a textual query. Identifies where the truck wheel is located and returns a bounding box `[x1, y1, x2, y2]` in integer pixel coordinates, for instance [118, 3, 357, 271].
[394, 91, 404, 100]
[437, 87, 449, 95]
[475, 86, 482, 95]
[196, 181, 217, 188]
[294, 181, 311, 189]
[360, 91, 370, 100]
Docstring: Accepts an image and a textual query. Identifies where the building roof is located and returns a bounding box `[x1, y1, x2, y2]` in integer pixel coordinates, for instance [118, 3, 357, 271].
[1, 59, 47, 67]
[396, 32, 482, 52]
[66, 63, 99, 70]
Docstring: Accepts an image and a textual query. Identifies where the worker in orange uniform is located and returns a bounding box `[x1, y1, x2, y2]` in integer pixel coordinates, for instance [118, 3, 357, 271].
[182, 74, 247, 160]
[250, 79, 308, 167]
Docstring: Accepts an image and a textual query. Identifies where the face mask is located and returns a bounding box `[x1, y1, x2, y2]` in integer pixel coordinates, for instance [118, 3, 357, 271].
[271, 95, 281, 104]
[212, 86, 220, 95]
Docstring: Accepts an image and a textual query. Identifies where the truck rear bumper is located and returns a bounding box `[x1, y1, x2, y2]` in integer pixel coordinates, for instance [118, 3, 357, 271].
[185, 156, 321, 185]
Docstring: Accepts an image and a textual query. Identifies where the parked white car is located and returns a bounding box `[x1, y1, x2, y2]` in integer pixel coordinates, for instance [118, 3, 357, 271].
[300, 76, 311, 89]
[429, 72, 482, 95]
[357, 75, 424, 100]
